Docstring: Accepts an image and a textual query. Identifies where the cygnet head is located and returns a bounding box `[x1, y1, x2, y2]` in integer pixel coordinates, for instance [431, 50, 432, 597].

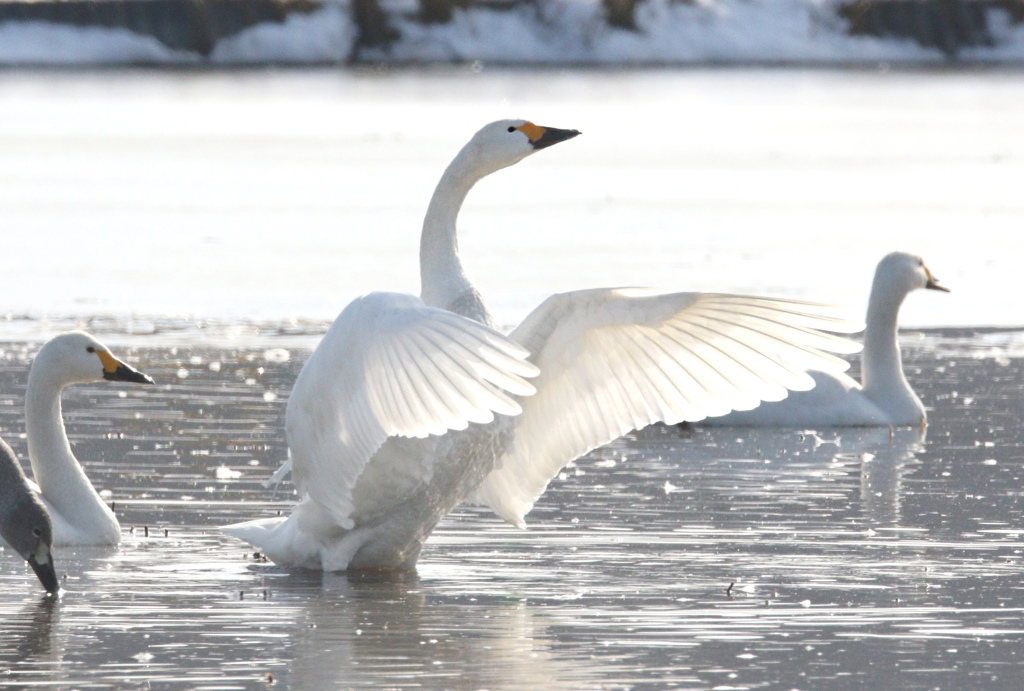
[0, 439, 59, 594]
[31, 331, 155, 388]
[874, 251, 950, 299]
[458, 119, 580, 179]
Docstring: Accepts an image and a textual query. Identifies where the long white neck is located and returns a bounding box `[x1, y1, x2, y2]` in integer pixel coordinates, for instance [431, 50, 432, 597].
[860, 279, 923, 422]
[26, 366, 119, 544]
[419, 147, 494, 325]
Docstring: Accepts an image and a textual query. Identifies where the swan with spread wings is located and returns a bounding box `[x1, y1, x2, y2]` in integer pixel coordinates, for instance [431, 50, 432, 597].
[224, 120, 861, 571]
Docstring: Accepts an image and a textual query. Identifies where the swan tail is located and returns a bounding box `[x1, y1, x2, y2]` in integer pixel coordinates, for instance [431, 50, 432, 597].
[221, 500, 372, 572]
[222, 514, 327, 569]
[222, 516, 287, 550]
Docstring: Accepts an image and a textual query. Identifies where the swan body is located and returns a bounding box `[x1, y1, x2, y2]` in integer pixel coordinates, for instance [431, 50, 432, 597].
[0, 436, 59, 593]
[227, 120, 862, 571]
[706, 252, 948, 427]
[223, 291, 540, 570]
[24, 332, 154, 546]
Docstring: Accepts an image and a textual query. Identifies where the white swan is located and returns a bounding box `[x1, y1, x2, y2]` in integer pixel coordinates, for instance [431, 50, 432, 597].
[24, 332, 154, 545]
[225, 291, 541, 570]
[705, 252, 948, 427]
[225, 120, 862, 571]
[0, 435, 58, 593]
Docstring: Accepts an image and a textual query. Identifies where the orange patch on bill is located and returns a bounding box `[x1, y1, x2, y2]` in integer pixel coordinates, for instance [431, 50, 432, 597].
[96, 350, 121, 373]
[514, 121, 545, 142]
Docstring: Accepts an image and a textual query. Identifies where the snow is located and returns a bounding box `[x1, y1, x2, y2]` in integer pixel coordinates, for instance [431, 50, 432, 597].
[0, 5, 355, 66]
[210, 4, 357, 64]
[0, 20, 195, 65]
[960, 7, 1024, 61]
[374, 0, 940, 64]
[0, 0, 1022, 66]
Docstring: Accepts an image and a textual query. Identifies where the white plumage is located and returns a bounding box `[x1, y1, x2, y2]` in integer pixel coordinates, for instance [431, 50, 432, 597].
[471, 289, 859, 526]
[225, 120, 861, 571]
[706, 251, 948, 427]
[223, 292, 540, 570]
[288, 292, 538, 529]
[20, 332, 153, 546]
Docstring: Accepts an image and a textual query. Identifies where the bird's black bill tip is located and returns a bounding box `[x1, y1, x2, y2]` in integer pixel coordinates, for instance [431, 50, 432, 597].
[29, 555, 60, 595]
[531, 126, 581, 150]
[104, 365, 155, 385]
[926, 279, 950, 293]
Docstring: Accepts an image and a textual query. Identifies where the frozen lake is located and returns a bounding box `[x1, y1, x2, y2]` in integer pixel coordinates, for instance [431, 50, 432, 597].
[0, 67, 1022, 332]
[0, 67, 1023, 689]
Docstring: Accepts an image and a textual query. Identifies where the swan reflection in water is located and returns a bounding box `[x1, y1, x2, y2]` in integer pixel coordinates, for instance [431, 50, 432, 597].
[660, 423, 926, 529]
[0, 595, 60, 668]
[853, 427, 926, 528]
[272, 570, 590, 691]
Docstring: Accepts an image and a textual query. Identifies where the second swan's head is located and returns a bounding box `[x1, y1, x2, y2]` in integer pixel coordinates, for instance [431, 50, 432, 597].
[459, 119, 580, 177]
[31, 331, 155, 388]
[0, 438, 59, 594]
[874, 251, 950, 299]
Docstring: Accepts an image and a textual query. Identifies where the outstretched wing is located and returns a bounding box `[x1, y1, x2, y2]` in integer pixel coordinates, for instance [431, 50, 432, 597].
[470, 288, 862, 528]
[285, 291, 539, 529]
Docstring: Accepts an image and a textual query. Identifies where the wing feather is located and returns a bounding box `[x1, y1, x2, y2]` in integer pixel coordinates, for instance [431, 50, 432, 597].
[425, 321, 537, 400]
[471, 289, 862, 528]
[666, 321, 802, 396]
[402, 329, 481, 427]
[392, 332, 456, 434]
[381, 338, 420, 432]
[284, 292, 538, 527]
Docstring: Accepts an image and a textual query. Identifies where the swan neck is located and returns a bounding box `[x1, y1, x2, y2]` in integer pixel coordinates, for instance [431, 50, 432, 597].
[25, 368, 103, 522]
[420, 151, 483, 313]
[860, 278, 908, 396]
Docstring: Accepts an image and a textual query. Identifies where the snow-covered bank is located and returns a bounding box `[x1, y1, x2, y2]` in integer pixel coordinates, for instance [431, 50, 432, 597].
[0, 3, 356, 65]
[371, 0, 933, 64]
[1, 0, 1024, 66]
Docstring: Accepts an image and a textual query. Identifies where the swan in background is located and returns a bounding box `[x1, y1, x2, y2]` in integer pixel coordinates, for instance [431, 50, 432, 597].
[706, 252, 949, 427]
[0, 436, 59, 594]
[226, 120, 862, 571]
[24, 332, 154, 545]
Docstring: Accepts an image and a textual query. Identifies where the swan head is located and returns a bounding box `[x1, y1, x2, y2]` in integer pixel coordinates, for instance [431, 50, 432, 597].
[19, 505, 58, 594]
[0, 441, 59, 594]
[458, 119, 580, 178]
[874, 252, 949, 298]
[31, 331, 155, 388]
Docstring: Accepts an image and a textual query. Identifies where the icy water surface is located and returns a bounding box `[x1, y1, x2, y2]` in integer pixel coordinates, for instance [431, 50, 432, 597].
[0, 330, 1022, 689]
[1, 68, 1022, 327]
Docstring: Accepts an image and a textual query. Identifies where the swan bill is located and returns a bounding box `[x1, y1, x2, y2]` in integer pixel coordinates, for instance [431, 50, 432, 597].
[923, 264, 949, 292]
[98, 352, 155, 384]
[525, 125, 581, 150]
[103, 363, 155, 384]
[28, 550, 59, 594]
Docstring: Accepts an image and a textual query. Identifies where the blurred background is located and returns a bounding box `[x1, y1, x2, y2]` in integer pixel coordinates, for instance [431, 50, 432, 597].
[1, 0, 1021, 335]
[4, 0, 1024, 64]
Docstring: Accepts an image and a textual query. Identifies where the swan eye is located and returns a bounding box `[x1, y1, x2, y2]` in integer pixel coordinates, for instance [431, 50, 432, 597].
[33, 528, 41, 537]
[87, 346, 95, 353]
[507, 126, 515, 133]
